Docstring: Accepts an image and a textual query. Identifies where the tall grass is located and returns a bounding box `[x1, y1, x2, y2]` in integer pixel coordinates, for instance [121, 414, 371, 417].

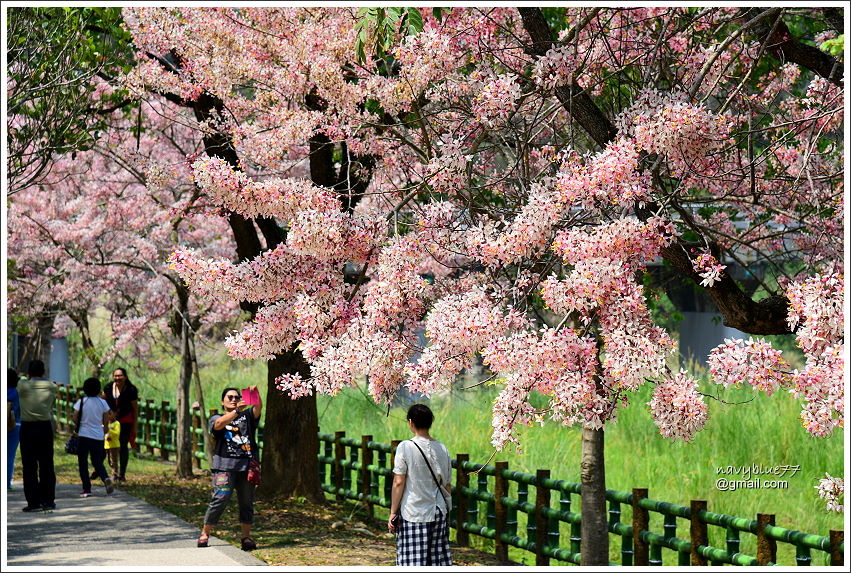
[316, 380, 844, 545]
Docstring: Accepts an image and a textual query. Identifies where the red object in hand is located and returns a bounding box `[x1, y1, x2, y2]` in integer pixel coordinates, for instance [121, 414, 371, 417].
[242, 387, 260, 406]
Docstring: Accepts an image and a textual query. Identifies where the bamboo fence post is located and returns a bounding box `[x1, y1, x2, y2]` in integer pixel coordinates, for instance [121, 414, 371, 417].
[334, 431, 346, 501]
[494, 461, 508, 562]
[756, 513, 776, 565]
[829, 530, 843, 566]
[690, 500, 708, 566]
[145, 399, 155, 455]
[535, 469, 550, 566]
[361, 434, 373, 518]
[159, 401, 169, 460]
[455, 453, 470, 547]
[62, 387, 73, 432]
[632, 488, 649, 566]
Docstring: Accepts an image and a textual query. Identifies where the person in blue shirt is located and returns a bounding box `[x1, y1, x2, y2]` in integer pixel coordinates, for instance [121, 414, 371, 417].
[7, 368, 21, 489]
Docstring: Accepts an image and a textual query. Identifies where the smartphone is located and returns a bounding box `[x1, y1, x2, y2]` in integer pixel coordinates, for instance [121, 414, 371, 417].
[241, 386, 260, 406]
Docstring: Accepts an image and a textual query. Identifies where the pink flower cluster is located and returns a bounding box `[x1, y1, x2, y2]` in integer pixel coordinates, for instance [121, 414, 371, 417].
[555, 140, 652, 209]
[692, 252, 727, 288]
[815, 473, 844, 513]
[786, 272, 844, 355]
[708, 338, 790, 395]
[617, 90, 731, 176]
[191, 156, 340, 223]
[288, 209, 379, 264]
[406, 287, 521, 396]
[168, 244, 337, 305]
[709, 272, 844, 438]
[483, 328, 602, 449]
[543, 218, 677, 390]
[533, 45, 579, 90]
[472, 74, 522, 127]
[647, 370, 708, 441]
[469, 179, 565, 265]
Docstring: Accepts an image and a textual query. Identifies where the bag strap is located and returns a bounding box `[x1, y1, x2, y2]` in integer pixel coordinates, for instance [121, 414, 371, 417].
[408, 440, 449, 506]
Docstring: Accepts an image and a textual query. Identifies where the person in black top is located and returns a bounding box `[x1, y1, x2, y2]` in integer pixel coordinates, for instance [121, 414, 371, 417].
[197, 385, 262, 551]
[101, 368, 139, 481]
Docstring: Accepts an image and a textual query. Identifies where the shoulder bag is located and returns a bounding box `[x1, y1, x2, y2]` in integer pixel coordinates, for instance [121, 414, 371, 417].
[64, 397, 83, 455]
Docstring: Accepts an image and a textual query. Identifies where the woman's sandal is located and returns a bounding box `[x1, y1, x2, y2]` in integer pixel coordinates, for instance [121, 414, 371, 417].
[197, 534, 209, 548]
[241, 536, 257, 551]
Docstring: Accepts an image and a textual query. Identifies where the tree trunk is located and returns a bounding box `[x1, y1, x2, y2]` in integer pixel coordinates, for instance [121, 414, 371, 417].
[17, 311, 56, 372]
[69, 311, 102, 378]
[260, 348, 324, 501]
[176, 74, 333, 497]
[580, 426, 608, 566]
[174, 293, 194, 478]
[189, 335, 214, 467]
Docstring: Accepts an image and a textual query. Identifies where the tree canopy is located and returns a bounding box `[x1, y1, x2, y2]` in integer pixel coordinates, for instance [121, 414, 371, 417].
[6, 6, 844, 523]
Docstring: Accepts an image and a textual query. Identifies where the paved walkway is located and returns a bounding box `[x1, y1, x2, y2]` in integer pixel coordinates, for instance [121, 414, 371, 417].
[4, 480, 266, 568]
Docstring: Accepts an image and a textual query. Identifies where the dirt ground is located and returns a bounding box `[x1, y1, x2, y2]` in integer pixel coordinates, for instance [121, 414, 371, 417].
[250, 497, 515, 567]
[120, 472, 515, 567]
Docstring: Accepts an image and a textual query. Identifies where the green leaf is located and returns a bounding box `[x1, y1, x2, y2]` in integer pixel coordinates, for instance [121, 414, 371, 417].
[387, 7, 402, 23]
[819, 35, 844, 57]
[405, 8, 423, 34]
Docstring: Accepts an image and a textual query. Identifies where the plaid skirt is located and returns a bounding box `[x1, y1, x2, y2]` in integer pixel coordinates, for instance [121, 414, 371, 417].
[395, 508, 452, 566]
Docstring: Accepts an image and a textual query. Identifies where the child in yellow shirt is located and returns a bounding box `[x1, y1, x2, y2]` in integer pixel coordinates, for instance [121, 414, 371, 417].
[104, 411, 121, 480]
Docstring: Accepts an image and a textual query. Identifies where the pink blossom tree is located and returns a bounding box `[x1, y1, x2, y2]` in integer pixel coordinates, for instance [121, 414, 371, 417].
[118, 6, 842, 561]
[7, 95, 236, 477]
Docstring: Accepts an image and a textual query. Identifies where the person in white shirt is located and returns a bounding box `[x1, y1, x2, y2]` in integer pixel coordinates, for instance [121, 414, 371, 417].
[73, 377, 114, 498]
[388, 403, 452, 566]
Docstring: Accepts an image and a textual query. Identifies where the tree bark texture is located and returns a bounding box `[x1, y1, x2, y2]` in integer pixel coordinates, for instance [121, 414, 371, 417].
[580, 426, 609, 566]
[17, 311, 56, 373]
[261, 349, 324, 501]
[188, 334, 215, 467]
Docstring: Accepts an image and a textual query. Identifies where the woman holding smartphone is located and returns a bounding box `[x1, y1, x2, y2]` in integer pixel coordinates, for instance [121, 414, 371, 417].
[196, 385, 262, 551]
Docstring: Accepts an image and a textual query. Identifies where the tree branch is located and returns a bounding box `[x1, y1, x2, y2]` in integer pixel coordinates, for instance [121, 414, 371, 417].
[519, 7, 793, 335]
[743, 8, 843, 87]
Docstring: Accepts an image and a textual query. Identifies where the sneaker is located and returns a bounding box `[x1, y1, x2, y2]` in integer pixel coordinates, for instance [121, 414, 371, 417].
[41, 503, 56, 512]
[104, 479, 114, 496]
[22, 505, 42, 513]
[79, 492, 92, 498]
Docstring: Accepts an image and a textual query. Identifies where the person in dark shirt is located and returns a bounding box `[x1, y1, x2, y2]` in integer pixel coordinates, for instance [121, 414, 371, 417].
[196, 385, 262, 551]
[101, 368, 139, 481]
